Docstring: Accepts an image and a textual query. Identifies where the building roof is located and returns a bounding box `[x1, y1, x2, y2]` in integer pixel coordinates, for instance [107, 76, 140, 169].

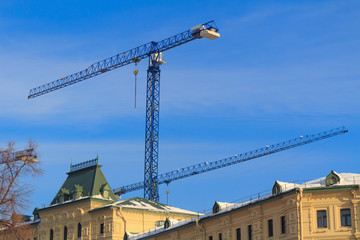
[91, 197, 199, 216]
[87, 197, 200, 217]
[273, 171, 360, 193]
[50, 159, 117, 205]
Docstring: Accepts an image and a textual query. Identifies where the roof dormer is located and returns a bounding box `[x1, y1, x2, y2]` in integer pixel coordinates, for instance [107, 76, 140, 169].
[325, 170, 341, 186]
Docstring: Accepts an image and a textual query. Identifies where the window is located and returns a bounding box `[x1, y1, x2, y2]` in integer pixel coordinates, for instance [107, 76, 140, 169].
[50, 229, 54, 240]
[100, 223, 104, 234]
[341, 209, 351, 226]
[236, 228, 241, 240]
[77, 223, 82, 237]
[317, 210, 327, 228]
[248, 225, 252, 240]
[218, 233, 222, 240]
[281, 216, 286, 234]
[268, 219, 273, 237]
[209, 236, 213, 240]
[64, 226, 68, 240]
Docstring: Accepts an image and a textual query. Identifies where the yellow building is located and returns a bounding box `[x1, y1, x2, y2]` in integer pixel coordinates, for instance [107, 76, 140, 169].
[3, 156, 359, 240]
[128, 171, 360, 240]
[28, 159, 199, 240]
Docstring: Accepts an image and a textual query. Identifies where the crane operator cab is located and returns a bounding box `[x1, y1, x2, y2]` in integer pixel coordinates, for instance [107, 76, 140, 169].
[191, 24, 220, 40]
[149, 52, 166, 67]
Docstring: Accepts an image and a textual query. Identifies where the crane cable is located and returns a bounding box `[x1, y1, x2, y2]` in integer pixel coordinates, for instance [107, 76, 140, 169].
[133, 58, 139, 108]
[133, 69, 138, 108]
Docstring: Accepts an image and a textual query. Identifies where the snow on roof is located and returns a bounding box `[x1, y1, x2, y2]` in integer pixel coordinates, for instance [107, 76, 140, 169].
[275, 181, 300, 192]
[279, 172, 360, 190]
[215, 201, 232, 209]
[114, 197, 199, 216]
[212, 201, 242, 214]
[128, 218, 195, 240]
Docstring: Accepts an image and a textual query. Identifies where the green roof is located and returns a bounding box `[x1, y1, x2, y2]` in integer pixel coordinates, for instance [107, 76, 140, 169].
[51, 163, 117, 205]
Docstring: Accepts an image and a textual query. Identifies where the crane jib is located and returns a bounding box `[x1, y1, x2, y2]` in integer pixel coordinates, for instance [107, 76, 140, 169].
[113, 126, 348, 195]
[28, 20, 219, 99]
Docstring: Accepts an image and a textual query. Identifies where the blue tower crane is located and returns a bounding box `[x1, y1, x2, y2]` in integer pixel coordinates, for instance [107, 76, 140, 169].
[28, 21, 220, 202]
[113, 126, 348, 196]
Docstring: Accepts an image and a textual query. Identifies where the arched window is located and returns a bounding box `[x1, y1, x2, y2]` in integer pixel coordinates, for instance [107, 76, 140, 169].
[64, 226, 68, 240]
[50, 229, 54, 240]
[77, 223, 82, 237]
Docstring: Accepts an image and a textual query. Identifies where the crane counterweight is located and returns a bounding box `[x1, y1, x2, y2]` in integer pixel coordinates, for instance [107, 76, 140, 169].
[200, 29, 220, 40]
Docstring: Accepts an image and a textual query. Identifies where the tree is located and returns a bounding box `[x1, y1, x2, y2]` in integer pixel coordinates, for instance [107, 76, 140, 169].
[0, 141, 41, 239]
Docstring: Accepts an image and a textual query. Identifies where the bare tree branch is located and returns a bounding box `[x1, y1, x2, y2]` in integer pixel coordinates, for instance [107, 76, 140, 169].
[0, 140, 41, 239]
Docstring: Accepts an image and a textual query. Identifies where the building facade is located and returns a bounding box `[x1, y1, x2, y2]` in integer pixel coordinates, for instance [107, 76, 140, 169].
[129, 171, 360, 240]
[2, 158, 359, 240]
[24, 159, 199, 240]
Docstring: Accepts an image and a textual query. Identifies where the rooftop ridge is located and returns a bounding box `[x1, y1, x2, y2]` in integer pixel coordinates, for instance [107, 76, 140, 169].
[70, 156, 98, 172]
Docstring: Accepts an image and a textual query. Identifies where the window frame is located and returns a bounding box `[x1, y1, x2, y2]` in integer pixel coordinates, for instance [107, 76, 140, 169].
[77, 223, 82, 238]
[248, 225, 252, 240]
[280, 216, 286, 234]
[340, 208, 351, 227]
[268, 219, 273, 237]
[317, 210, 327, 228]
[100, 223, 105, 234]
[64, 226, 68, 240]
[50, 229, 54, 240]
[236, 228, 241, 240]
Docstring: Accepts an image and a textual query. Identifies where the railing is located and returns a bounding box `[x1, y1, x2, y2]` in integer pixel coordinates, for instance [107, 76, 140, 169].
[70, 157, 98, 172]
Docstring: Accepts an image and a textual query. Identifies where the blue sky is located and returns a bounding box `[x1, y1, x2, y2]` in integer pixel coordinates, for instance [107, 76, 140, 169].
[0, 0, 359, 214]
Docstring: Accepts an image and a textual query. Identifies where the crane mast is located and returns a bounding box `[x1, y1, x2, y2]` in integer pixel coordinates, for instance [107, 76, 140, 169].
[145, 51, 162, 201]
[113, 126, 348, 195]
[28, 21, 220, 202]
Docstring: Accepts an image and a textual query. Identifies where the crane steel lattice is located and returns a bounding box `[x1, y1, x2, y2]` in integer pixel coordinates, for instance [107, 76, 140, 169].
[28, 21, 220, 202]
[0, 149, 38, 163]
[113, 126, 348, 195]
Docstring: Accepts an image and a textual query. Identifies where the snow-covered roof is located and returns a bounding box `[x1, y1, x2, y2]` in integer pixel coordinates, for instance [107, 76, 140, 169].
[279, 172, 360, 190]
[212, 201, 239, 214]
[274, 181, 300, 192]
[114, 197, 199, 216]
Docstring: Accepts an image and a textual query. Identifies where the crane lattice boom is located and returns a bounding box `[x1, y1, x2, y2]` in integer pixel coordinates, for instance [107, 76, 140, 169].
[28, 21, 219, 99]
[113, 126, 348, 195]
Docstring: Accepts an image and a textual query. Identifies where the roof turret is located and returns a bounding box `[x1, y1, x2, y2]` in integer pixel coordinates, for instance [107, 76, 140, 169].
[50, 157, 117, 205]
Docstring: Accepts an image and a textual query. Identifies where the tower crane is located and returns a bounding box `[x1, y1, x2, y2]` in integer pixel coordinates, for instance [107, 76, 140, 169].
[28, 21, 220, 202]
[113, 126, 348, 196]
[0, 149, 38, 163]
